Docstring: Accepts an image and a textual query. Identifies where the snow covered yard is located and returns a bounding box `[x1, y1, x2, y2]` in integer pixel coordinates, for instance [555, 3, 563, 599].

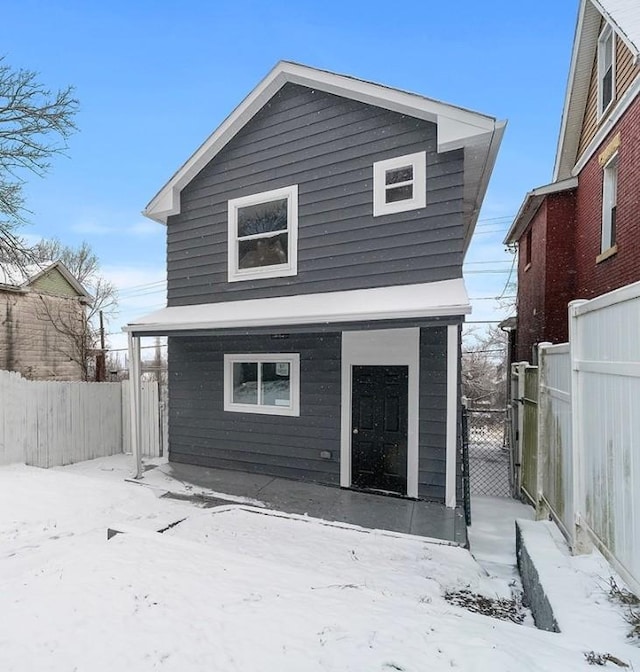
[0, 458, 638, 671]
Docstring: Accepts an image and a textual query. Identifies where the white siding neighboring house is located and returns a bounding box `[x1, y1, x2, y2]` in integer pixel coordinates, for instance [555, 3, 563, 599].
[0, 261, 92, 381]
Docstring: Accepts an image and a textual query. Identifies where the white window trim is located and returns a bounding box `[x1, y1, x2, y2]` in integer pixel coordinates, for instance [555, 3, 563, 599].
[601, 152, 618, 253]
[373, 151, 426, 217]
[224, 353, 300, 416]
[597, 24, 616, 119]
[227, 185, 298, 282]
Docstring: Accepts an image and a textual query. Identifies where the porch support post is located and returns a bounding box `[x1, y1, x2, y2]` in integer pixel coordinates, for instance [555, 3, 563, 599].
[127, 332, 143, 479]
[445, 323, 459, 508]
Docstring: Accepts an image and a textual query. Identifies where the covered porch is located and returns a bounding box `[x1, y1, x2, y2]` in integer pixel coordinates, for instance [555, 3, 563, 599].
[142, 459, 468, 545]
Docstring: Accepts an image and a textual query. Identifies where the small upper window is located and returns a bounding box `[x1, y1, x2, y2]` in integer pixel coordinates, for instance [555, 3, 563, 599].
[525, 228, 533, 267]
[223, 353, 300, 416]
[228, 185, 298, 282]
[601, 152, 618, 252]
[598, 25, 615, 116]
[373, 152, 426, 216]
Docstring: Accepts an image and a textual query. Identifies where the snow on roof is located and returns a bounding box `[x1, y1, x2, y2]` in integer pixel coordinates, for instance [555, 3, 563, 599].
[597, 0, 640, 55]
[0, 260, 92, 300]
[554, 0, 640, 180]
[0, 262, 53, 288]
[125, 279, 471, 335]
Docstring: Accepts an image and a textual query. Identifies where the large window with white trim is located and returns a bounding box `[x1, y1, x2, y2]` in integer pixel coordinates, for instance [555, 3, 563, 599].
[373, 152, 426, 216]
[598, 25, 615, 116]
[601, 152, 618, 253]
[224, 353, 300, 416]
[227, 185, 298, 282]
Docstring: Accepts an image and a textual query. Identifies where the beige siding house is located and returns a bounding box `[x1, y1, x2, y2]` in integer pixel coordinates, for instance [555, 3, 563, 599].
[0, 262, 92, 380]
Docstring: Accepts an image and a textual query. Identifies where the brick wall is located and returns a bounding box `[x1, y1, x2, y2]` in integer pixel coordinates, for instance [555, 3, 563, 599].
[0, 290, 85, 380]
[574, 94, 640, 299]
[515, 203, 548, 362]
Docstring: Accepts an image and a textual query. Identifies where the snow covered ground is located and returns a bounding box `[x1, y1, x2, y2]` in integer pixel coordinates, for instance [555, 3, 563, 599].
[0, 456, 638, 671]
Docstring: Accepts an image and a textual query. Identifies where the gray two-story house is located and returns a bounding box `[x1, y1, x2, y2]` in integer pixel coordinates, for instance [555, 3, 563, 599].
[126, 61, 505, 509]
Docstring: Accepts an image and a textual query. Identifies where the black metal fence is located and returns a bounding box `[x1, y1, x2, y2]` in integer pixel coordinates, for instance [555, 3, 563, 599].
[464, 408, 511, 497]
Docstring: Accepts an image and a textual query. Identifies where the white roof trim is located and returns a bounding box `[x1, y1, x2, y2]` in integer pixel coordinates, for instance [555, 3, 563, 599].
[554, 0, 640, 180]
[504, 177, 578, 245]
[124, 279, 471, 334]
[144, 61, 503, 226]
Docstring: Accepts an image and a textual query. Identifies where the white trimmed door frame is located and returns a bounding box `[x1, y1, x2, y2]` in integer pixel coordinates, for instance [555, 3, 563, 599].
[340, 328, 420, 498]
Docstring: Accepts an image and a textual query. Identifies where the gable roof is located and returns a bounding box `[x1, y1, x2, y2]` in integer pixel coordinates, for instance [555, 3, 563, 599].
[144, 61, 506, 252]
[503, 177, 578, 245]
[0, 260, 92, 302]
[554, 0, 640, 180]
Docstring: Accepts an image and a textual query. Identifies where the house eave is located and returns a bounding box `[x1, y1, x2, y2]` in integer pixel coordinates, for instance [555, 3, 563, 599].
[124, 279, 471, 336]
[504, 177, 578, 245]
[143, 61, 505, 241]
[554, 0, 640, 181]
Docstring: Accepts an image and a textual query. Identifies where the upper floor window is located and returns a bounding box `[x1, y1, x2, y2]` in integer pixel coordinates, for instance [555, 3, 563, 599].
[373, 151, 426, 216]
[525, 228, 533, 268]
[598, 25, 615, 117]
[601, 152, 618, 252]
[228, 185, 298, 282]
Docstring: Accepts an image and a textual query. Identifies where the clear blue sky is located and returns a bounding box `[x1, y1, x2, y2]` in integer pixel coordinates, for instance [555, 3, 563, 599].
[1, 0, 579, 351]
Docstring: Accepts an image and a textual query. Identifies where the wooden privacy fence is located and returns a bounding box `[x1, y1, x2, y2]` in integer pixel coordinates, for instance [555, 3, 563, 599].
[513, 281, 640, 594]
[0, 370, 162, 468]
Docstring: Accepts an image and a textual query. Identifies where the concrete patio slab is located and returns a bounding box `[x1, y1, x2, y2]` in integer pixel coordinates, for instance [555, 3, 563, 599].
[161, 462, 467, 545]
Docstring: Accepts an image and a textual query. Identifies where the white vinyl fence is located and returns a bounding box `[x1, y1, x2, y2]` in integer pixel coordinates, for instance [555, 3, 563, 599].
[0, 370, 161, 468]
[523, 282, 640, 594]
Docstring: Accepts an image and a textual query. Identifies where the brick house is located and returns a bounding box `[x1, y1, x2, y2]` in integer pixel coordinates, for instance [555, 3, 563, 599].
[505, 0, 640, 362]
[0, 261, 92, 380]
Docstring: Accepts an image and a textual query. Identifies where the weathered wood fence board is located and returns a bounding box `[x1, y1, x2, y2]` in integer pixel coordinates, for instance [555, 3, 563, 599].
[0, 371, 160, 467]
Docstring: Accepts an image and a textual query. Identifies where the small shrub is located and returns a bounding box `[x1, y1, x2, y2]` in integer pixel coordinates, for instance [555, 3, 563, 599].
[444, 588, 525, 624]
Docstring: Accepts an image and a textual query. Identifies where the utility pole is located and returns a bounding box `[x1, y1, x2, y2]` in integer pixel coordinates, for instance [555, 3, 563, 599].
[95, 309, 106, 382]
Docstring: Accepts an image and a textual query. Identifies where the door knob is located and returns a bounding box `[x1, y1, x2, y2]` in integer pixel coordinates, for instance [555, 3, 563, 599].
[353, 428, 359, 434]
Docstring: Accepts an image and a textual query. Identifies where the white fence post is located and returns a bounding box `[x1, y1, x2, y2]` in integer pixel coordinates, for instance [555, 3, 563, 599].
[568, 299, 591, 554]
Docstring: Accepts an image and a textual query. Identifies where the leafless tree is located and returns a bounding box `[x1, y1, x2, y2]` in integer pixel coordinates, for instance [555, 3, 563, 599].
[28, 239, 118, 380]
[35, 294, 94, 381]
[0, 58, 78, 263]
[462, 325, 508, 409]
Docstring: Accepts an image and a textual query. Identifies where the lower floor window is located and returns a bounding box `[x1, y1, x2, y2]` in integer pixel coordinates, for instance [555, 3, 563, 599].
[223, 353, 300, 416]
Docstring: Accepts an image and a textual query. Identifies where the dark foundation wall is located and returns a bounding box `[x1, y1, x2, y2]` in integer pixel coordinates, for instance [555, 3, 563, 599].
[168, 332, 342, 483]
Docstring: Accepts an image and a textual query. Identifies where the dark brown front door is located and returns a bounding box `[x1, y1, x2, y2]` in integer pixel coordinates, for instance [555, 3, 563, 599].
[351, 365, 408, 495]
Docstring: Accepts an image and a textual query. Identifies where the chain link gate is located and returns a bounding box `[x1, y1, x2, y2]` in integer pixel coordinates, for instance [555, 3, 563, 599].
[463, 408, 511, 497]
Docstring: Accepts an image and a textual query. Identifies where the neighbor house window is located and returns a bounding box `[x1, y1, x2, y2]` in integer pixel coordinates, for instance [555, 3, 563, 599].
[228, 185, 298, 282]
[223, 353, 300, 416]
[525, 228, 532, 267]
[601, 152, 618, 252]
[373, 151, 426, 216]
[598, 25, 615, 116]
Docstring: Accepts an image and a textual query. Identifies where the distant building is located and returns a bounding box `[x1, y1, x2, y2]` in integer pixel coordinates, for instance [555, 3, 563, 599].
[0, 261, 92, 380]
[505, 0, 640, 362]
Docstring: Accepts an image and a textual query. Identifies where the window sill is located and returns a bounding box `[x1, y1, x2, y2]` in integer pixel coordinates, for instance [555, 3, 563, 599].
[596, 244, 617, 264]
[524, 262, 532, 272]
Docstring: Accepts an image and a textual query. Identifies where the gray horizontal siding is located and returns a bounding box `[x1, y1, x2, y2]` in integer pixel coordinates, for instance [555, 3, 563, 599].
[168, 332, 342, 484]
[419, 326, 448, 501]
[167, 83, 464, 306]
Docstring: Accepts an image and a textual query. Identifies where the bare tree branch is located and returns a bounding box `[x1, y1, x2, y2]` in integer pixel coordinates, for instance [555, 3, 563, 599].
[0, 57, 78, 261]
